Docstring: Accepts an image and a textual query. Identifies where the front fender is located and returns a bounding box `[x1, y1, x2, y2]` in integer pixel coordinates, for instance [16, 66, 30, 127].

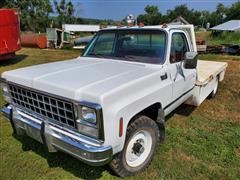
[101, 71, 171, 154]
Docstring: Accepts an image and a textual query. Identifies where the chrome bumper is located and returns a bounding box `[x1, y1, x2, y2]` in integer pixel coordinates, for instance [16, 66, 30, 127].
[1, 104, 112, 166]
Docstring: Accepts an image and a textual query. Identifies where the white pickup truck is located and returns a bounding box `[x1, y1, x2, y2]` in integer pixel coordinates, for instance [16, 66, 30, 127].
[1, 25, 227, 177]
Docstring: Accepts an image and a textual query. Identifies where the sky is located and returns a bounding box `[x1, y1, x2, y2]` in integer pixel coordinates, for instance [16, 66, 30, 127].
[69, 0, 238, 20]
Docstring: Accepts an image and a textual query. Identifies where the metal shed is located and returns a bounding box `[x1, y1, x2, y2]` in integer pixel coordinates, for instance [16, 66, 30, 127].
[211, 20, 240, 32]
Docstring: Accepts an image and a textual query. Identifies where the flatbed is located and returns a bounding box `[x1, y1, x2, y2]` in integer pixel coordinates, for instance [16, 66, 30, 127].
[197, 60, 228, 85]
[185, 60, 227, 106]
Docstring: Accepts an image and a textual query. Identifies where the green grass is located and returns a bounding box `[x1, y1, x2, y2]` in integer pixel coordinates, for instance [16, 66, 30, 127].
[1, 48, 240, 179]
[206, 32, 240, 46]
[199, 54, 240, 61]
[196, 31, 240, 45]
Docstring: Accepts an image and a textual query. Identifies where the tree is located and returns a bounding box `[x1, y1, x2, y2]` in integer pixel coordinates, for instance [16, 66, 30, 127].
[145, 5, 159, 15]
[137, 5, 162, 25]
[0, 0, 15, 8]
[200, 10, 212, 28]
[216, 3, 227, 23]
[166, 4, 201, 26]
[204, 2, 235, 27]
[166, 4, 190, 20]
[225, 1, 240, 20]
[53, 0, 76, 28]
[1, 0, 53, 32]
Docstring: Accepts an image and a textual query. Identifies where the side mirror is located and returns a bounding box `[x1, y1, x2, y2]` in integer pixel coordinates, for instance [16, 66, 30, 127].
[184, 52, 198, 69]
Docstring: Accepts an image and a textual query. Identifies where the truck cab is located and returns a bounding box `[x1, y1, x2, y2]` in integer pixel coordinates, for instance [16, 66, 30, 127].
[1, 25, 227, 177]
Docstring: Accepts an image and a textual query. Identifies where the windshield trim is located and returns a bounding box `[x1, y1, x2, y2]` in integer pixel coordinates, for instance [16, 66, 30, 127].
[83, 29, 168, 65]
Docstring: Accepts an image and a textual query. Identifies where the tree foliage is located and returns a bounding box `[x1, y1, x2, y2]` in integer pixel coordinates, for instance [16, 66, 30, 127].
[165, 5, 201, 25]
[0, 0, 15, 8]
[137, 5, 162, 25]
[1, 0, 53, 33]
[1, 1, 240, 32]
[53, 0, 76, 28]
[225, 1, 240, 20]
[137, 2, 240, 28]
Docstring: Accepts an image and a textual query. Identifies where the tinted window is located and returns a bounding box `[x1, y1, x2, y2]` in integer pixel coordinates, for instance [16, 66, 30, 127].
[84, 30, 166, 64]
[117, 33, 165, 63]
[170, 33, 189, 63]
[88, 33, 115, 55]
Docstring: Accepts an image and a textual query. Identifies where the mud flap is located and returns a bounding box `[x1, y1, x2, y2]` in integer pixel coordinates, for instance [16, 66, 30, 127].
[156, 108, 165, 143]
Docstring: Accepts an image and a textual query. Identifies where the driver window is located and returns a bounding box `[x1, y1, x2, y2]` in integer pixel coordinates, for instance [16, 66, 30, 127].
[170, 33, 189, 63]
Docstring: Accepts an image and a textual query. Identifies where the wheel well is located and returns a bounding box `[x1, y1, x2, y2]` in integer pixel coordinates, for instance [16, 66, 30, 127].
[128, 103, 161, 126]
[127, 102, 165, 142]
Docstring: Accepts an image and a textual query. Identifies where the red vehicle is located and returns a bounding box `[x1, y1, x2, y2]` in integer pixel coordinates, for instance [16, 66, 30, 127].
[0, 9, 21, 61]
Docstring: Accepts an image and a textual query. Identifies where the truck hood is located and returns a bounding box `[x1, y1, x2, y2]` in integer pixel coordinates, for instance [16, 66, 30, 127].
[2, 57, 159, 101]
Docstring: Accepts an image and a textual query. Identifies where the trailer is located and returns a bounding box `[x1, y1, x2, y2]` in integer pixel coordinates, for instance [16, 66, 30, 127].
[0, 9, 21, 61]
[46, 28, 70, 49]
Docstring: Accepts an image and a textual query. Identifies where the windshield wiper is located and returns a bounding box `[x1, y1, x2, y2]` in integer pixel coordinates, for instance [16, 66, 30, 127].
[123, 55, 138, 61]
[124, 55, 137, 59]
[87, 52, 106, 58]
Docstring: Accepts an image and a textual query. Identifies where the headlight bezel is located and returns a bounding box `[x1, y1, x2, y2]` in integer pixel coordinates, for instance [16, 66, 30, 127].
[75, 101, 104, 141]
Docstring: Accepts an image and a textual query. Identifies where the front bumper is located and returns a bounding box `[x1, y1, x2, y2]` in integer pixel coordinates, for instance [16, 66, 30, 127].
[1, 104, 112, 166]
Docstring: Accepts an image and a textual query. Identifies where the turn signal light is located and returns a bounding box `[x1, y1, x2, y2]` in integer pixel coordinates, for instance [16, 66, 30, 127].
[119, 117, 123, 137]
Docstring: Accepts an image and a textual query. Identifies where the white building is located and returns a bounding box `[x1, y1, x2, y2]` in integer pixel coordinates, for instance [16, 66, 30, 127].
[62, 24, 100, 33]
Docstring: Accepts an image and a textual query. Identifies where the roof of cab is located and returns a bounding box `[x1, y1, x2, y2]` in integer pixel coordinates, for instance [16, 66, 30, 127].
[102, 24, 194, 32]
[101, 25, 168, 31]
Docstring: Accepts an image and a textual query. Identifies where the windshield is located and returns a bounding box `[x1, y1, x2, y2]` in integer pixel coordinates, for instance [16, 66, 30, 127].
[83, 29, 167, 64]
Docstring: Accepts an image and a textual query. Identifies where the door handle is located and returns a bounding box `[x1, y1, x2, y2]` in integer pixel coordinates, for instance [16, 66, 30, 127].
[160, 73, 168, 80]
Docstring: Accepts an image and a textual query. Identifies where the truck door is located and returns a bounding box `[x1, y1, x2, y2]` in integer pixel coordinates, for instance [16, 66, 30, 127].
[168, 31, 196, 101]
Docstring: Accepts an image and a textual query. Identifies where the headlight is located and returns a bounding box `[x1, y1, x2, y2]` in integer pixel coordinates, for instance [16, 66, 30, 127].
[81, 106, 97, 125]
[0, 81, 11, 103]
[75, 103, 103, 140]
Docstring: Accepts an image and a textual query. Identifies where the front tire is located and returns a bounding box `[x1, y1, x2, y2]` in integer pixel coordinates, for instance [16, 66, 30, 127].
[110, 116, 161, 177]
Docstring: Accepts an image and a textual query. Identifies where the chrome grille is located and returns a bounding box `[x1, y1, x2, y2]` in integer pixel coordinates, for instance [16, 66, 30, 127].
[9, 84, 76, 128]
